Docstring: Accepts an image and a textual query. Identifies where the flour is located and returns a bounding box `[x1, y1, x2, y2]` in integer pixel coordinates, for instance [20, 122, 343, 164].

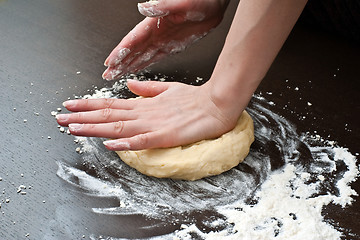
[57, 74, 359, 240]
[185, 11, 206, 22]
[137, 1, 169, 18]
[176, 148, 357, 240]
[162, 34, 206, 55]
[113, 48, 131, 66]
[172, 118, 359, 239]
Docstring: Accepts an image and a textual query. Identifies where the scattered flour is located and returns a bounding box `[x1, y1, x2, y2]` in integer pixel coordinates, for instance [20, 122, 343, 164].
[57, 74, 359, 240]
[176, 147, 358, 240]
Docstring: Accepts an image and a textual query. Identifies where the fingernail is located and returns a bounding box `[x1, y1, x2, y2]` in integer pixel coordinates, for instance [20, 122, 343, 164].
[102, 69, 109, 80]
[69, 123, 83, 132]
[56, 114, 69, 122]
[103, 140, 131, 150]
[63, 100, 76, 108]
[102, 70, 108, 80]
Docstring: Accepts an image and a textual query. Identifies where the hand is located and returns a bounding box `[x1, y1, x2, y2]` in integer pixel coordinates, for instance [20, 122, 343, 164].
[102, 0, 229, 80]
[56, 80, 240, 151]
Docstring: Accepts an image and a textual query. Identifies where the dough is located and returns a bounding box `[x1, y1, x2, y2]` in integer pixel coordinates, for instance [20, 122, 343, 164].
[116, 111, 254, 181]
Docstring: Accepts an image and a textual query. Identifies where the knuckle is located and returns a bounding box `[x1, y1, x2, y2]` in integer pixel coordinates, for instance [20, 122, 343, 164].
[75, 112, 83, 121]
[136, 134, 149, 148]
[104, 98, 116, 108]
[113, 121, 124, 135]
[101, 108, 112, 121]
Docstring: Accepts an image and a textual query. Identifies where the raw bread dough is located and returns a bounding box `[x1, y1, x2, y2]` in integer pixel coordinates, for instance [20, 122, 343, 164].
[116, 111, 254, 181]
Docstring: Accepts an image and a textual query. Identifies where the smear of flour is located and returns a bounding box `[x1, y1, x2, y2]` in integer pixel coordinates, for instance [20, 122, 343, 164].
[56, 74, 359, 240]
[173, 147, 358, 240]
[113, 48, 131, 66]
[138, 1, 169, 18]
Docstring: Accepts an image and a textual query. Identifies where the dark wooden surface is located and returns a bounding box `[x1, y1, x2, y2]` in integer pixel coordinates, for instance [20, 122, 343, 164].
[0, 0, 359, 239]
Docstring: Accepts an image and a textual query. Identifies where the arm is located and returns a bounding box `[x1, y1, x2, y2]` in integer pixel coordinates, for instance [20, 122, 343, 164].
[57, 0, 307, 151]
[103, 0, 230, 80]
[205, 0, 308, 124]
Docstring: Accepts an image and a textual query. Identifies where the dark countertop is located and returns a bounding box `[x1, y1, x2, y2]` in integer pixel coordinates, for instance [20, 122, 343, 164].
[1, 0, 359, 239]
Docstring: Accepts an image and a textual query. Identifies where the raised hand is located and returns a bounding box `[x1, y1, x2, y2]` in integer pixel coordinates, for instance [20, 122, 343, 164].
[57, 0, 308, 152]
[102, 0, 229, 80]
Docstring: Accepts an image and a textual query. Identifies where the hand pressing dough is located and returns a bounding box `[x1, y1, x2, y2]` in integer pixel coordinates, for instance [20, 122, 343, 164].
[116, 111, 254, 181]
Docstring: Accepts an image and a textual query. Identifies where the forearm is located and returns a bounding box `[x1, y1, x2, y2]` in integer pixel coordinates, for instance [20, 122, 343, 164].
[206, 0, 307, 116]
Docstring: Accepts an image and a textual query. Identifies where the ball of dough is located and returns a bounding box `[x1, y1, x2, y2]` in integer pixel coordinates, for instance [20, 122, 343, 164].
[116, 111, 254, 181]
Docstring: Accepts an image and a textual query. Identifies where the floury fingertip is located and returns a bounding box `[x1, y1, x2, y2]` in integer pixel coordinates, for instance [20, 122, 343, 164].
[102, 68, 123, 81]
[103, 140, 131, 150]
[137, 1, 168, 18]
[102, 69, 108, 80]
[62, 100, 76, 108]
[55, 114, 69, 122]
[68, 123, 84, 132]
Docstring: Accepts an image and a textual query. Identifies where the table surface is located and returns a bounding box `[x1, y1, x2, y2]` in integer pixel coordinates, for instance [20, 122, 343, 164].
[1, 0, 359, 239]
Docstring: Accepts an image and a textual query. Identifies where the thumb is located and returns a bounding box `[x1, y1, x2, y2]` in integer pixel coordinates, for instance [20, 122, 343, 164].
[137, 0, 178, 17]
[127, 80, 170, 97]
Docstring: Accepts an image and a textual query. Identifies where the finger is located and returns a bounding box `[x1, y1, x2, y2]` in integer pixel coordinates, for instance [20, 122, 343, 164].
[103, 131, 172, 151]
[103, 51, 141, 80]
[137, 0, 190, 18]
[103, 47, 158, 80]
[103, 46, 166, 80]
[56, 108, 136, 126]
[125, 47, 158, 71]
[124, 34, 205, 77]
[62, 98, 136, 112]
[104, 19, 157, 68]
[127, 79, 170, 97]
[102, 67, 124, 80]
[126, 51, 168, 74]
[68, 120, 146, 139]
[137, 0, 170, 18]
[104, 48, 131, 67]
[104, 33, 140, 69]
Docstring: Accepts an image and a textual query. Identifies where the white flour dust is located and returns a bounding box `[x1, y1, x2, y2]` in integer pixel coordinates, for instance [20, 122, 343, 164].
[174, 147, 358, 240]
[57, 74, 359, 240]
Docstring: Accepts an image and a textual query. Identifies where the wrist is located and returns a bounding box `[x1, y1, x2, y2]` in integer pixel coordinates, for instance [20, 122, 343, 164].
[205, 49, 261, 112]
[203, 73, 255, 125]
